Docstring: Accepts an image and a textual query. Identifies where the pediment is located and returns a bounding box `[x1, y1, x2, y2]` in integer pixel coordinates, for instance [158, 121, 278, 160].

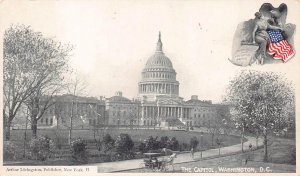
[157, 98, 183, 106]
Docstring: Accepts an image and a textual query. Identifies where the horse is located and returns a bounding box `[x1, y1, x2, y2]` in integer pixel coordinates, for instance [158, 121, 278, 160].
[161, 153, 177, 171]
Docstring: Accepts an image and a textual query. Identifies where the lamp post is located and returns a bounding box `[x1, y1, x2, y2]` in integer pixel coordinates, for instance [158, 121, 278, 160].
[117, 110, 120, 129]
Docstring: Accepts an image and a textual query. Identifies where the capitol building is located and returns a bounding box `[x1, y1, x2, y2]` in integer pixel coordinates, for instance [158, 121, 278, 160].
[104, 32, 220, 128]
[20, 32, 226, 129]
[138, 32, 193, 127]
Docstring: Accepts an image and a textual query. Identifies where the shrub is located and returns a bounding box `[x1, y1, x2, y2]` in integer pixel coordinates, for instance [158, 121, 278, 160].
[70, 138, 87, 163]
[144, 136, 160, 151]
[102, 134, 115, 152]
[29, 136, 55, 161]
[290, 147, 296, 165]
[190, 136, 199, 149]
[167, 137, 179, 151]
[179, 143, 190, 151]
[159, 136, 169, 148]
[115, 133, 134, 160]
[3, 141, 18, 161]
[138, 142, 147, 153]
[53, 131, 64, 150]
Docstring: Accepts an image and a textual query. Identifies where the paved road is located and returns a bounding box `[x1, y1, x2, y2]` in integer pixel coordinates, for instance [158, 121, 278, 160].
[92, 133, 264, 172]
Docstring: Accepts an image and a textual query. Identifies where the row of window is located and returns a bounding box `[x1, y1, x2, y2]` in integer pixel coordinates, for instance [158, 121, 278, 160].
[194, 108, 215, 112]
[112, 119, 137, 125]
[40, 118, 53, 126]
[143, 72, 175, 79]
[45, 109, 104, 116]
[193, 113, 214, 118]
[110, 106, 137, 110]
[88, 118, 104, 125]
[143, 120, 160, 126]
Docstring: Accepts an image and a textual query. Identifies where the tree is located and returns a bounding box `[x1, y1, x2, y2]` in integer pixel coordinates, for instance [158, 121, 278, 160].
[216, 105, 233, 135]
[25, 85, 65, 138]
[3, 25, 72, 140]
[226, 70, 294, 161]
[65, 75, 87, 146]
[127, 110, 137, 130]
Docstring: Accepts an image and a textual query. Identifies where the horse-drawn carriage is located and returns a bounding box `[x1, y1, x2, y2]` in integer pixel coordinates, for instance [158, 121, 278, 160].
[140, 152, 177, 172]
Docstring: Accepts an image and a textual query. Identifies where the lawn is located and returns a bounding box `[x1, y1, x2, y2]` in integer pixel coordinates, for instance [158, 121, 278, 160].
[9, 128, 241, 148]
[129, 137, 296, 173]
[5, 128, 242, 165]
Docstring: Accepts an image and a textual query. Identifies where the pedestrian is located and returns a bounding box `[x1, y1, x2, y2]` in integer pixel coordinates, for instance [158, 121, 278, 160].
[249, 143, 253, 151]
[190, 147, 195, 159]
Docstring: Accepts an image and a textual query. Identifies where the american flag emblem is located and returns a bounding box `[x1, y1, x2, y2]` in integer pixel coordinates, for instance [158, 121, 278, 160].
[267, 29, 294, 62]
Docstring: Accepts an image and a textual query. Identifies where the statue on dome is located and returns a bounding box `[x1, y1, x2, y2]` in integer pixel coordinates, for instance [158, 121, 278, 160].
[230, 3, 295, 66]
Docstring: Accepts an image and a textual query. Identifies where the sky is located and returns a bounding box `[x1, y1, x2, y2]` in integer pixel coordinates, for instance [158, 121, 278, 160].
[1, 0, 300, 103]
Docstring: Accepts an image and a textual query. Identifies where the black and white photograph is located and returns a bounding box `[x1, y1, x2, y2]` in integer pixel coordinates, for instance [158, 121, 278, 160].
[1, 0, 299, 175]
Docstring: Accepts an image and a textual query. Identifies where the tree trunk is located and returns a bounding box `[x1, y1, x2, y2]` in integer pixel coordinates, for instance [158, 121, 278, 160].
[263, 135, 268, 162]
[4, 119, 11, 141]
[256, 136, 258, 148]
[211, 133, 214, 146]
[31, 117, 38, 138]
[241, 132, 244, 152]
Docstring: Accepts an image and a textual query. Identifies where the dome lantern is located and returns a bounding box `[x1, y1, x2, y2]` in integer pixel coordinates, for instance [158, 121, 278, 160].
[156, 31, 163, 52]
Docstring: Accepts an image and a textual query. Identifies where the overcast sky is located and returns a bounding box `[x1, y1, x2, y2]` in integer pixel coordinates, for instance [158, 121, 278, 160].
[1, 0, 299, 103]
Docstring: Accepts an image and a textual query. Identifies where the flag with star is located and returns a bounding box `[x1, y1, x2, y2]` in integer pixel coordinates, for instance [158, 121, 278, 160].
[267, 29, 294, 62]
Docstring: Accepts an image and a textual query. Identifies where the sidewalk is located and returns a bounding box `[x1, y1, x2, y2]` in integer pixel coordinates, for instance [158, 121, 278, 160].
[93, 135, 264, 172]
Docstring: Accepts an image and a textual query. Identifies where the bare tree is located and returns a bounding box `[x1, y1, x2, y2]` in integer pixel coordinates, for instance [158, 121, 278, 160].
[3, 25, 72, 140]
[25, 81, 67, 138]
[65, 74, 87, 146]
[226, 70, 294, 161]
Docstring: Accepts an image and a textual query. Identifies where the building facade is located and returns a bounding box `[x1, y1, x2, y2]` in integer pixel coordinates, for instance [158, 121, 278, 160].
[38, 94, 106, 129]
[105, 91, 140, 127]
[186, 95, 217, 127]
